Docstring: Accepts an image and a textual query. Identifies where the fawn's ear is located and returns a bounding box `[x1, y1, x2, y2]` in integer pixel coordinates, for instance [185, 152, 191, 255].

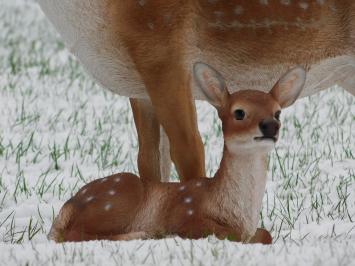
[269, 67, 306, 108]
[193, 62, 229, 109]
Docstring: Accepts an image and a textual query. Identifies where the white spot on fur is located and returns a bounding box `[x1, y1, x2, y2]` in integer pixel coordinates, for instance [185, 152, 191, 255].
[299, 2, 309, 10]
[108, 190, 116, 196]
[148, 22, 154, 30]
[114, 177, 121, 183]
[138, 0, 146, 7]
[81, 188, 87, 195]
[101, 177, 108, 183]
[187, 209, 194, 216]
[85, 196, 94, 203]
[196, 181, 202, 187]
[330, 5, 337, 12]
[104, 203, 112, 211]
[164, 13, 172, 24]
[179, 185, 186, 191]
[184, 197, 192, 204]
[234, 5, 244, 15]
[280, 0, 291, 5]
[214, 11, 224, 18]
[208, 18, 314, 30]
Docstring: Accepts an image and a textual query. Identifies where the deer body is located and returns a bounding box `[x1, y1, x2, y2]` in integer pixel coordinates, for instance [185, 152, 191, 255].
[38, 0, 355, 99]
[49, 148, 268, 242]
[49, 64, 306, 243]
[38, 1, 355, 186]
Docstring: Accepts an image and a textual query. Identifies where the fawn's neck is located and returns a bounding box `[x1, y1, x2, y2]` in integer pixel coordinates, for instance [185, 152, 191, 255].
[213, 144, 269, 236]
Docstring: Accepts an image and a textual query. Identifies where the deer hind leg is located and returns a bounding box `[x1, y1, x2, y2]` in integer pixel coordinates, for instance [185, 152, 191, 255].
[130, 98, 171, 182]
[159, 126, 171, 182]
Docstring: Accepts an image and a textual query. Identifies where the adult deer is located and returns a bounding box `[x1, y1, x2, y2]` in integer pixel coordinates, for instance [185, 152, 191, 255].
[48, 63, 305, 243]
[37, 0, 355, 182]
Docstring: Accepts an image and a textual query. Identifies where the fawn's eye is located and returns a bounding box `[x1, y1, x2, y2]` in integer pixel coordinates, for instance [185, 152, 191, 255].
[234, 109, 245, 120]
[274, 110, 281, 121]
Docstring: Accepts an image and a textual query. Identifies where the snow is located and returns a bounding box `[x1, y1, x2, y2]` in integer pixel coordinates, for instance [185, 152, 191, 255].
[0, 238, 355, 266]
[0, 0, 354, 265]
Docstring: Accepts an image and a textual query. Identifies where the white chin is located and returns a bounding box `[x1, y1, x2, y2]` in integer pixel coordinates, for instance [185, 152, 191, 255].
[255, 139, 276, 149]
[255, 138, 276, 143]
[227, 140, 275, 152]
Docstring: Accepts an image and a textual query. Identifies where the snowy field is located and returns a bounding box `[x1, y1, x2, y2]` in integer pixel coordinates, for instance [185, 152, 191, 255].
[0, 0, 354, 265]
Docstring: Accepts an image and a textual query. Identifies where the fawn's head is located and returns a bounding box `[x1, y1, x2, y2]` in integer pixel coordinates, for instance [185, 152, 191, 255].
[194, 62, 306, 152]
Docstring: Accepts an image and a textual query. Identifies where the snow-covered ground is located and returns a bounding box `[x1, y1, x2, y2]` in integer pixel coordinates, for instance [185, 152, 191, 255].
[0, 0, 354, 265]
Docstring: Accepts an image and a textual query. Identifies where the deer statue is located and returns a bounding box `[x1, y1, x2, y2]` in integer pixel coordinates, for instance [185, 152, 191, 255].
[37, 1, 355, 184]
[48, 63, 306, 244]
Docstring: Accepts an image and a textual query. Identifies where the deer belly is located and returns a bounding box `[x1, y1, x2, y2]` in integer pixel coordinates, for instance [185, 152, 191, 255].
[191, 54, 355, 101]
[38, 0, 350, 101]
[38, 0, 147, 98]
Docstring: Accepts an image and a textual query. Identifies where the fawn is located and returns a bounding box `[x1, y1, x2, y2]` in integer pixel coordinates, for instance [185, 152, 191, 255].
[48, 63, 306, 244]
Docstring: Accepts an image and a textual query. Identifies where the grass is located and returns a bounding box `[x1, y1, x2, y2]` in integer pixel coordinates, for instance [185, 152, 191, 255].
[0, 0, 354, 265]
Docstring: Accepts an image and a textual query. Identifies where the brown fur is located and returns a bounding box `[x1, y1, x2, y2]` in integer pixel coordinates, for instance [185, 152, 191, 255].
[221, 91, 280, 140]
[130, 98, 162, 182]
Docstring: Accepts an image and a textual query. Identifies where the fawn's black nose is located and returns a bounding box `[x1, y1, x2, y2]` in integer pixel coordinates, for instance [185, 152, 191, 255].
[259, 118, 280, 138]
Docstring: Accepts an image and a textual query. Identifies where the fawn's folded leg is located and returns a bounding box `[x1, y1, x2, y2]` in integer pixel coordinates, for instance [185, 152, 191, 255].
[249, 228, 272, 245]
[109, 231, 150, 241]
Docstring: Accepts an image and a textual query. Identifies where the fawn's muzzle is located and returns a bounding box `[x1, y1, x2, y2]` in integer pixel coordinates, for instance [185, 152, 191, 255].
[257, 118, 280, 141]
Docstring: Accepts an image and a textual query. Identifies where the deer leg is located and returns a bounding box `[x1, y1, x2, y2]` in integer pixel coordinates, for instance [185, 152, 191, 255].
[126, 57, 205, 181]
[121, 20, 205, 180]
[212, 227, 272, 245]
[109, 231, 150, 241]
[186, 218, 272, 244]
[140, 67, 206, 181]
[130, 98, 171, 182]
[159, 126, 171, 182]
[249, 228, 273, 245]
